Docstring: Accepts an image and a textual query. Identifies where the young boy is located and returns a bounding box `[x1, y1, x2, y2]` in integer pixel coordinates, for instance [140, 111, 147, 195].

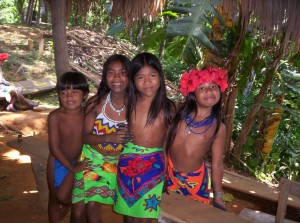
[47, 71, 91, 223]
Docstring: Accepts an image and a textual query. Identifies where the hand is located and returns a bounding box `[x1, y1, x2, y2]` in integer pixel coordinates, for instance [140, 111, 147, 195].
[73, 159, 92, 173]
[106, 123, 134, 144]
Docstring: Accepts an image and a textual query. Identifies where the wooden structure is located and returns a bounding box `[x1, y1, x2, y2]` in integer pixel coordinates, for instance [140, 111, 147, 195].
[276, 178, 300, 223]
[159, 192, 250, 223]
[0, 77, 56, 100]
[238, 178, 300, 223]
[220, 168, 300, 210]
[7, 136, 49, 211]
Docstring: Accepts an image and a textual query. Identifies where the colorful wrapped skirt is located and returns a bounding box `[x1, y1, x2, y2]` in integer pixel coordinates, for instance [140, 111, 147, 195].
[72, 144, 118, 205]
[113, 142, 165, 219]
[167, 155, 210, 204]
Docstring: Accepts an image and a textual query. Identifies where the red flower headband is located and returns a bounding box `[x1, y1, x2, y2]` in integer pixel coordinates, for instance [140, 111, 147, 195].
[179, 67, 228, 96]
[0, 53, 9, 61]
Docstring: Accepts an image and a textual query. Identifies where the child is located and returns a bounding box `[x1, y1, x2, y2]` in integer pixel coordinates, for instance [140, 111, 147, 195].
[166, 67, 228, 211]
[47, 71, 90, 223]
[113, 52, 175, 223]
[0, 52, 39, 111]
[71, 54, 133, 223]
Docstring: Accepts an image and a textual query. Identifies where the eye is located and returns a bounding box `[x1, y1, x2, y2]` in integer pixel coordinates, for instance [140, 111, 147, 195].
[73, 90, 79, 94]
[198, 86, 205, 91]
[121, 70, 127, 76]
[211, 85, 218, 89]
[107, 71, 114, 76]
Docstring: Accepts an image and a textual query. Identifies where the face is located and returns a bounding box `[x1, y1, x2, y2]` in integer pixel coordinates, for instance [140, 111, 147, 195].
[58, 87, 86, 111]
[106, 61, 128, 93]
[134, 65, 160, 98]
[0, 60, 4, 66]
[194, 82, 220, 108]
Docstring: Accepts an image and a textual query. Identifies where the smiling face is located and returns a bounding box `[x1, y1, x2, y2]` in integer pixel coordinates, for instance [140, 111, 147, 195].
[58, 87, 86, 111]
[134, 65, 160, 98]
[106, 60, 128, 93]
[194, 82, 221, 108]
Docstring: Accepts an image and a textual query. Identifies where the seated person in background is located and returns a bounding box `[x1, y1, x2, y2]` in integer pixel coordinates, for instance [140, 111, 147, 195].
[0, 53, 39, 112]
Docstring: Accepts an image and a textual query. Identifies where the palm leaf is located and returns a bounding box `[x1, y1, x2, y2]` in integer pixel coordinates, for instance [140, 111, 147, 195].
[166, 0, 220, 65]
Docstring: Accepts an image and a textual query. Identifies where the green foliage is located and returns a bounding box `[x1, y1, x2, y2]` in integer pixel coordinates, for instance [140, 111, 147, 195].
[162, 56, 187, 83]
[166, 0, 220, 65]
[0, 0, 21, 23]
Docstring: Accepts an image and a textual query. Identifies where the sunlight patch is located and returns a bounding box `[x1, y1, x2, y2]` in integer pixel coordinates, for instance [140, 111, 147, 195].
[2, 149, 31, 164]
[23, 190, 38, 194]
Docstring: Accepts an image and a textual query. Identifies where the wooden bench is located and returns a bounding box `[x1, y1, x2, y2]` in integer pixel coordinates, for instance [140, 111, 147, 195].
[0, 77, 56, 100]
[220, 168, 300, 210]
[7, 136, 49, 211]
[159, 191, 251, 223]
[238, 178, 300, 223]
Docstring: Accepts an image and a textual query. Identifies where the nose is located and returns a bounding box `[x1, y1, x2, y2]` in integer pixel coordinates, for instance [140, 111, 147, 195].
[205, 87, 213, 94]
[113, 72, 122, 79]
[144, 75, 151, 84]
[66, 90, 73, 98]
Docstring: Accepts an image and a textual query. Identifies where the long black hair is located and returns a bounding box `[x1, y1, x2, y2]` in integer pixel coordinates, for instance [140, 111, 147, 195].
[166, 90, 222, 153]
[127, 52, 175, 127]
[85, 54, 130, 114]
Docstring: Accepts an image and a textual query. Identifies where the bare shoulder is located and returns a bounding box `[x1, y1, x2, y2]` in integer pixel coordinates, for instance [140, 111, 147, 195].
[47, 108, 61, 122]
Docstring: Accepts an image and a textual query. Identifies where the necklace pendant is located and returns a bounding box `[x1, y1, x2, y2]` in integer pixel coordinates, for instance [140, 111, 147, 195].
[185, 127, 190, 135]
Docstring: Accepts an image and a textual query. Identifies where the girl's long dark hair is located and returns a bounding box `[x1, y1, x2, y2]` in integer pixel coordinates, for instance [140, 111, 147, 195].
[166, 91, 222, 153]
[85, 54, 130, 115]
[127, 52, 175, 127]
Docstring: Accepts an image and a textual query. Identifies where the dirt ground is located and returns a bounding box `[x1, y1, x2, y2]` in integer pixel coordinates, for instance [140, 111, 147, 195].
[2, 108, 298, 223]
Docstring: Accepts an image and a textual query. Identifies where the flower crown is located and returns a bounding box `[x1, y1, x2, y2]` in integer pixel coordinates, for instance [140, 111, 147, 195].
[179, 67, 228, 96]
[0, 53, 9, 61]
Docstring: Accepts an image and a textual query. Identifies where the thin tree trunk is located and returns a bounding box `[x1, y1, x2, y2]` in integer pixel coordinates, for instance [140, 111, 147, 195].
[50, 0, 71, 78]
[222, 4, 250, 156]
[233, 65, 279, 157]
[26, 0, 35, 25]
[36, 0, 41, 25]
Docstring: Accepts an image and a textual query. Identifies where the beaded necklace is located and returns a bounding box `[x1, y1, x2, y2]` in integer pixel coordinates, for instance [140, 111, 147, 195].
[107, 91, 125, 116]
[185, 112, 214, 135]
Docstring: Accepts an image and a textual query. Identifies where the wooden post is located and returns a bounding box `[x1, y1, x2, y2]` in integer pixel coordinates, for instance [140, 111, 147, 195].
[38, 35, 44, 55]
[28, 39, 34, 51]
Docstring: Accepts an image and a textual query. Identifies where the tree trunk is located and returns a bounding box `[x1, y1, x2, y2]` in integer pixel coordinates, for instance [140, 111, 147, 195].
[25, 0, 35, 26]
[222, 4, 250, 156]
[232, 66, 278, 157]
[36, 0, 41, 25]
[50, 0, 71, 78]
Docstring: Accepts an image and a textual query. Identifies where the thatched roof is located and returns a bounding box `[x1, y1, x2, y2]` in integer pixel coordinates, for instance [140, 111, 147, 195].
[220, 0, 300, 52]
[111, 0, 165, 28]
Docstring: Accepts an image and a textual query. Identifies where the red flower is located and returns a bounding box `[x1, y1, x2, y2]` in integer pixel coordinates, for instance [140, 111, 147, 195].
[178, 67, 228, 96]
[121, 157, 156, 178]
[0, 53, 8, 61]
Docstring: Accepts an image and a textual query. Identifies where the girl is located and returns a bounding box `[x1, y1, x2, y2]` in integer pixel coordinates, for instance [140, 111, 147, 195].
[113, 52, 175, 223]
[71, 54, 133, 223]
[47, 71, 90, 223]
[166, 67, 228, 211]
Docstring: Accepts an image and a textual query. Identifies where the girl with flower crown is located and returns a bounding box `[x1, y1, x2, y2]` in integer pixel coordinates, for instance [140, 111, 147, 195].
[165, 67, 228, 211]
